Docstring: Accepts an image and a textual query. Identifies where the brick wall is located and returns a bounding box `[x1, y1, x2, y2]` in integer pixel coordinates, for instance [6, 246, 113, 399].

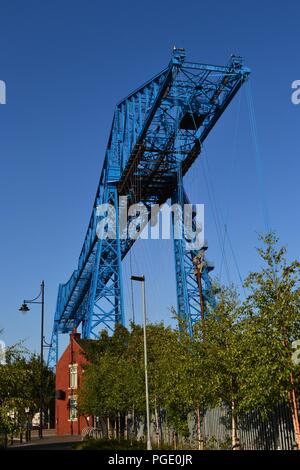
[55, 331, 93, 435]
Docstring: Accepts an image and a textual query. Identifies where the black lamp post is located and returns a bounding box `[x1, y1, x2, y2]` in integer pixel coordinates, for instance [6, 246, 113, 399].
[19, 280, 45, 439]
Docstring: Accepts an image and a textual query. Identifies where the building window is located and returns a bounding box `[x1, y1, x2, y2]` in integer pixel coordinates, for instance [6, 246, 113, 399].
[69, 396, 77, 421]
[69, 364, 78, 389]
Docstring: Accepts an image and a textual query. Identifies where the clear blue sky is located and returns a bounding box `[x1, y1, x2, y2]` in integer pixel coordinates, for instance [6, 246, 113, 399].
[0, 0, 299, 356]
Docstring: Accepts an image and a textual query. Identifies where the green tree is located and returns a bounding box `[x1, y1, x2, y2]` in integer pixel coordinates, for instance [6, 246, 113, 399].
[0, 347, 55, 442]
[241, 233, 300, 447]
[79, 325, 144, 438]
[196, 285, 244, 449]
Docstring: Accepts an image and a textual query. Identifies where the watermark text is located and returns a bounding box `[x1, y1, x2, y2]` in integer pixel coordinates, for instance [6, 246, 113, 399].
[96, 197, 204, 250]
[0, 80, 6, 104]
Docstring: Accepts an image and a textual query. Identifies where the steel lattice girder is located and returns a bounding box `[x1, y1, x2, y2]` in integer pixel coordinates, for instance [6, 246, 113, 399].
[47, 49, 250, 368]
[172, 167, 216, 336]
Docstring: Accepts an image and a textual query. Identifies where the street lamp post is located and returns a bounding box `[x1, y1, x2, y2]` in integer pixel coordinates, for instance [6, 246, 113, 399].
[25, 407, 31, 442]
[19, 280, 45, 439]
[131, 275, 152, 451]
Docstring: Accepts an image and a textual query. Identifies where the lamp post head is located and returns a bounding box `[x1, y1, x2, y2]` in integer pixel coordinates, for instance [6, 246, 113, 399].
[131, 275, 145, 282]
[19, 303, 30, 313]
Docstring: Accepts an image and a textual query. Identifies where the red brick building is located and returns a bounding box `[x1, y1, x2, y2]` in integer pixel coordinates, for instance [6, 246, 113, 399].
[55, 330, 93, 435]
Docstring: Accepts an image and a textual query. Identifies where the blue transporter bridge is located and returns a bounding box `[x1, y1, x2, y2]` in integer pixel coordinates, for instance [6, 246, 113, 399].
[48, 49, 250, 368]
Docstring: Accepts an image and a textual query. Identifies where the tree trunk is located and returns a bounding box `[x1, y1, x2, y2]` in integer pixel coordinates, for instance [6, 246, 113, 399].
[132, 406, 135, 440]
[289, 371, 300, 449]
[196, 407, 205, 450]
[231, 400, 239, 450]
[173, 431, 178, 450]
[165, 417, 170, 447]
[196, 408, 201, 450]
[124, 413, 128, 440]
[158, 403, 163, 445]
[114, 418, 117, 439]
[107, 416, 111, 439]
[284, 335, 300, 450]
[154, 397, 161, 448]
[118, 412, 121, 441]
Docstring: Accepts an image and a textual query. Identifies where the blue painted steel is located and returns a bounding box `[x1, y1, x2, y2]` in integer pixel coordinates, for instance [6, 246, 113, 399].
[48, 49, 250, 368]
[172, 165, 216, 335]
[47, 294, 60, 367]
[81, 185, 125, 338]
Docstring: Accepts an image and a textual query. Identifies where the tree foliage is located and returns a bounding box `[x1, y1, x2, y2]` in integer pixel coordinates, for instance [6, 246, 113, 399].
[0, 347, 55, 436]
[77, 234, 300, 447]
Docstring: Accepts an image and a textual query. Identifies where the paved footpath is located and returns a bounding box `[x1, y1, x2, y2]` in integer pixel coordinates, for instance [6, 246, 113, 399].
[7, 434, 81, 450]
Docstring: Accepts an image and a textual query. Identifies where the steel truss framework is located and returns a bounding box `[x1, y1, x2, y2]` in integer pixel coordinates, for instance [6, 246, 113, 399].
[48, 49, 250, 368]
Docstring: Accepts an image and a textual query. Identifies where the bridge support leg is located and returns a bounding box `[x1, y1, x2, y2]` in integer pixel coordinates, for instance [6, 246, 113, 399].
[47, 324, 59, 370]
[172, 165, 193, 334]
[82, 185, 125, 338]
[172, 164, 213, 334]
